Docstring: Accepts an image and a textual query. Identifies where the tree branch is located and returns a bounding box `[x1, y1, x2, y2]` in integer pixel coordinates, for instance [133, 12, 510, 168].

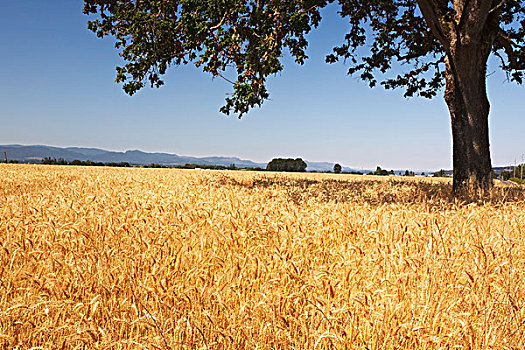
[210, 12, 228, 31]
[457, 0, 495, 39]
[496, 29, 520, 69]
[488, 0, 507, 15]
[416, 0, 451, 50]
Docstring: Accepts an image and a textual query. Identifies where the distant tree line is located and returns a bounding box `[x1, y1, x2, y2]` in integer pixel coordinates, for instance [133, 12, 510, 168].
[173, 163, 264, 171]
[144, 163, 168, 168]
[34, 157, 525, 183]
[369, 166, 394, 176]
[40, 158, 267, 171]
[433, 169, 450, 178]
[42, 157, 131, 167]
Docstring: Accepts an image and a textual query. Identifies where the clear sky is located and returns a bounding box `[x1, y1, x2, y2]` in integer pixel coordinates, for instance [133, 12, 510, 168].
[1, 0, 523, 170]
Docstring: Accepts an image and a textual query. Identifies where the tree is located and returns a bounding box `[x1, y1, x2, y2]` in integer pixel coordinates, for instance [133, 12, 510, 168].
[334, 163, 342, 173]
[83, 0, 525, 195]
[433, 169, 449, 177]
[371, 166, 390, 176]
[267, 158, 307, 172]
[502, 163, 525, 181]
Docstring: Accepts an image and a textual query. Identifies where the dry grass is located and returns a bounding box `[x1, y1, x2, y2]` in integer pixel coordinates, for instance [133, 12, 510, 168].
[1, 164, 525, 349]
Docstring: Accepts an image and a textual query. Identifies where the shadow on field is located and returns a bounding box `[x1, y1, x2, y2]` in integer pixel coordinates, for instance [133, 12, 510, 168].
[211, 175, 525, 206]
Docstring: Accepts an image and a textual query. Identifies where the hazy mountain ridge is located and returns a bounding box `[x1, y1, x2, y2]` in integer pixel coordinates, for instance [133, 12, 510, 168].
[0, 145, 268, 169]
[2, 145, 91, 161]
[2, 144, 471, 173]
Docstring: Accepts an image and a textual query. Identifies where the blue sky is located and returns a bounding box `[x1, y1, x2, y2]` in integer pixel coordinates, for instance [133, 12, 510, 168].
[1, 0, 523, 170]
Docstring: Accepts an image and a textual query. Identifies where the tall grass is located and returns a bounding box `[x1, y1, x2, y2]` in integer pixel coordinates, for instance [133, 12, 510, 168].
[1, 164, 524, 349]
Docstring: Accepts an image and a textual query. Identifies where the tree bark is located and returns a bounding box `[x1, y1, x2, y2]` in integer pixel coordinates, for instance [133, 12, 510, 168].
[444, 42, 493, 194]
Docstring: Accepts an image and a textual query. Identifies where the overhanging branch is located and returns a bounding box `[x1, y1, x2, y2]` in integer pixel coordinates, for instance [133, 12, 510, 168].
[416, 0, 451, 50]
[496, 29, 521, 70]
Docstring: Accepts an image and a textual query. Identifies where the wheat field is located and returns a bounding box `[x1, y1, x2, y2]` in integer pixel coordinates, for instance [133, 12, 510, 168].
[1, 164, 525, 349]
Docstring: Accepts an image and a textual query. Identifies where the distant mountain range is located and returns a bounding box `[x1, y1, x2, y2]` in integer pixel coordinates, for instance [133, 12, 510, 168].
[0, 144, 364, 172]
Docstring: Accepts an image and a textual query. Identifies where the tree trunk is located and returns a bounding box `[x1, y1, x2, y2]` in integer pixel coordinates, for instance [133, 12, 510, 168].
[444, 44, 493, 195]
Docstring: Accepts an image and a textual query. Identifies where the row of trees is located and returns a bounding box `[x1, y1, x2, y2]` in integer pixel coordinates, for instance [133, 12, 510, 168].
[174, 163, 264, 171]
[42, 157, 132, 167]
[31, 156, 525, 181]
[40, 157, 268, 171]
[17, 157, 520, 181]
[40, 156, 309, 172]
[370, 166, 395, 176]
[268, 162, 449, 177]
[433, 169, 450, 178]
[365, 167, 450, 177]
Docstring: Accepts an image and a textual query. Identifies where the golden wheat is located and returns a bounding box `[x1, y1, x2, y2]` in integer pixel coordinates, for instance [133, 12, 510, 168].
[1, 164, 524, 349]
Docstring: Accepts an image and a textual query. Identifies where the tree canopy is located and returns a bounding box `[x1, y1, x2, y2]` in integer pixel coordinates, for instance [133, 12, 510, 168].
[83, 0, 524, 116]
[267, 158, 308, 172]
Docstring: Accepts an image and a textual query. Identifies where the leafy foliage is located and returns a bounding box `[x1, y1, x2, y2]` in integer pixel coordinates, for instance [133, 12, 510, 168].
[266, 158, 307, 172]
[501, 164, 525, 181]
[369, 166, 394, 176]
[84, 0, 330, 116]
[84, 0, 525, 116]
[42, 157, 132, 167]
[433, 169, 449, 177]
